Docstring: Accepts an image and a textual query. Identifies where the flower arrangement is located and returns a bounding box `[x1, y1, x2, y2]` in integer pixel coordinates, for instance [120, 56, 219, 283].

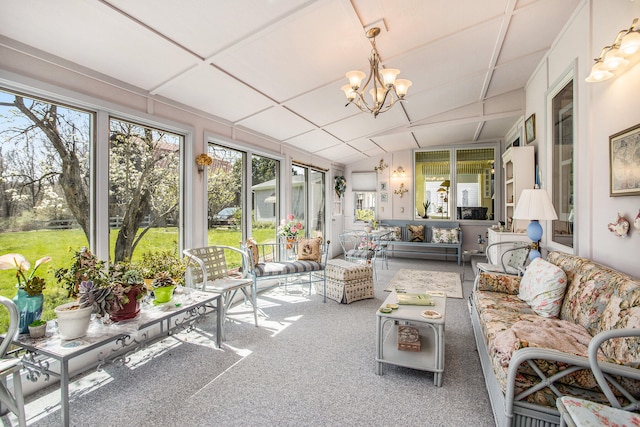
[358, 237, 377, 252]
[277, 214, 304, 238]
[0, 253, 51, 296]
[334, 176, 346, 198]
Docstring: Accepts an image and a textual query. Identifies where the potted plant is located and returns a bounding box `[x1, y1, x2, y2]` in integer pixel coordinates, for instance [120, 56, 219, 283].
[151, 272, 176, 304]
[28, 319, 47, 339]
[0, 253, 51, 334]
[422, 201, 431, 219]
[54, 301, 93, 340]
[106, 264, 147, 322]
[137, 250, 187, 289]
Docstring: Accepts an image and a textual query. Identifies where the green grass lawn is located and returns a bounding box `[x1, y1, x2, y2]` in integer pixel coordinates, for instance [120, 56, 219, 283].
[0, 226, 275, 332]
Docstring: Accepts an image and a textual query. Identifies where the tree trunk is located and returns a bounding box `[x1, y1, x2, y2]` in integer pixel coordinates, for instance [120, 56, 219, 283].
[114, 187, 151, 262]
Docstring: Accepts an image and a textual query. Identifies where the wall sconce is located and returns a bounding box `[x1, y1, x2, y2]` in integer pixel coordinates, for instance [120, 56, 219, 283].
[374, 158, 388, 172]
[586, 17, 640, 82]
[195, 153, 213, 173]
[392, 166, 407, 178]
[394, 182, 409, 198]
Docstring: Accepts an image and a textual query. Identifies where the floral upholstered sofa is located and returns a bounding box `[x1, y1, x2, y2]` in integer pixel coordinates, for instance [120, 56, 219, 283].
[469, 251, 640, 427]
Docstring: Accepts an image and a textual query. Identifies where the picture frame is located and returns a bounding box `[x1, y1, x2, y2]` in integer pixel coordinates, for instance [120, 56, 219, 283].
[525, 114, 536, 144]
[380, 181, 387, 191]
[380, 192, 388, 203]
[609, 123, 640, 196]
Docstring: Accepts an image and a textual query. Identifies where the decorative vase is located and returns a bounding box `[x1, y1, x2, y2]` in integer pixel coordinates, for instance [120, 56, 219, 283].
[28, 322, 47, 339]
[13, 289, 44, 334]
[109, 287, 141, 322]
[286, 236, 295, 250]
[153, 285, 175, 304]
[55, 302, 93, 340]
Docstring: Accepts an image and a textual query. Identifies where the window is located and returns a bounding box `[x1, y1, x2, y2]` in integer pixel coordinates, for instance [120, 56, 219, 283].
[292, 164, 326, 237]
[351, 171, 376, 222]
[207, 144, 244, 246]
[0, 88, 93, 318]
[550, 77, 574, 248]
[414, 146, 497, 221]
[251, 154, 279, 244]
[108, 118, 182, 263]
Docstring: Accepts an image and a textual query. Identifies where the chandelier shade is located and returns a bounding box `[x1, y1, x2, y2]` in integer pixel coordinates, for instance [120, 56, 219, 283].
[342, 27, 412, 117]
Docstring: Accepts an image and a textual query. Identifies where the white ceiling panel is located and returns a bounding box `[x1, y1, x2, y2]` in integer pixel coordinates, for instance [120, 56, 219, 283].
[105, 0, 314, 59]
[212, 0, 368, 102]
[324, 106, 409, 142]
[236, 106, 316, 141]
[0, 0, 198, 91]
[285, 130, 343, 153]
[156, 65, 275, 122]
[486, 52, 545, 98]
[413, 122, 480, 147]
[370, 133, 418, 152]
[0, 0, 581, 164]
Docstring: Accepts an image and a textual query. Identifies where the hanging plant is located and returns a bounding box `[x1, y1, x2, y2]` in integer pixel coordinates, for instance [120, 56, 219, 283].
[334, 176, 346, 198]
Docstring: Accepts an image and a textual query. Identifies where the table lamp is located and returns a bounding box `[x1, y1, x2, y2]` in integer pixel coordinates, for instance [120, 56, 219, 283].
[512, 186, 558, 260]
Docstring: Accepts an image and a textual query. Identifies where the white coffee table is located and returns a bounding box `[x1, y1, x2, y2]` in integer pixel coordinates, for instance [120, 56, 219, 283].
[375, 290, 446, 386]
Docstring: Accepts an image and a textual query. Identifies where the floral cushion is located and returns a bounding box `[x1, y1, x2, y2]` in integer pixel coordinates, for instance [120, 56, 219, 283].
[407, 225, 424, 242]
[476, 272, 522, 295]
[431, 227, 460, 244]
[518, 258, 567, 318]
[297, 237, 321, 262]
[378, 226, 401, 241]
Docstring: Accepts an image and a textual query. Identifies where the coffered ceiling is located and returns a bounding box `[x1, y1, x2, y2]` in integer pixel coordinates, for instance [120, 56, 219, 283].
[0, 0, 581, 164]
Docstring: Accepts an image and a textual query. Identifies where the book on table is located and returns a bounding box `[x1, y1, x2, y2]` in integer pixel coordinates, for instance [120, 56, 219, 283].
[396, 293, 435, 306]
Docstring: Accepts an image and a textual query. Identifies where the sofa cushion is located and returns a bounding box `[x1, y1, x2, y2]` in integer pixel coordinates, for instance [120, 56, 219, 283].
[431, 226, 460, 244]
[407, 224, 424, 242]
[297, 237, 321, 262]
[518, 258, 568, 318]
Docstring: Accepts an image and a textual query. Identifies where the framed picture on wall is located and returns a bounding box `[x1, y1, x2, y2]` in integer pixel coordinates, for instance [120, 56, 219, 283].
[380, 182, 387, 191]
[380, 193, 388, 203]
[609, 123, 640, 196]
[525, 114, 536, 144]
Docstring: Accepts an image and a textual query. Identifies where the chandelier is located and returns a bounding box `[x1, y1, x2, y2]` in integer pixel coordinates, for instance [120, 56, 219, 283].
[341, 27, 412, 117]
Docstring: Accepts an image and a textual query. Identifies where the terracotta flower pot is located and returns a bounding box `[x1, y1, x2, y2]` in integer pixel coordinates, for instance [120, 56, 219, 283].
[109, 287, 141, 322]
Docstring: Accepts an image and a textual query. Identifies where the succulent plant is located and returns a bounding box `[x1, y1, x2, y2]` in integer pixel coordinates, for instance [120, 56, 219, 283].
[152, 271, 175, 289]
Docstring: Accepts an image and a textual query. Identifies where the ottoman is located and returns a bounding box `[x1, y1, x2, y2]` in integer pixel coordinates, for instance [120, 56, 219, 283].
[315, 259, 374, 304]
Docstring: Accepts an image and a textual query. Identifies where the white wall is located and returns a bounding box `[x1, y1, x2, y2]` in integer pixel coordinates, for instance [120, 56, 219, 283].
[524, 0, 640, 277]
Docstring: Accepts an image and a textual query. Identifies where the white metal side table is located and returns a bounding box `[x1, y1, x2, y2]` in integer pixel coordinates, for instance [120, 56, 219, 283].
[375, 290, 446, 386]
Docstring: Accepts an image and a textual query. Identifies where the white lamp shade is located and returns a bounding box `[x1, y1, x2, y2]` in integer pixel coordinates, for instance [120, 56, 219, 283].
[513, 188, 558, 221]
[585, 62, 613, 82]
[603, 48, 629, 70]
[341, 84, 356, 101]
[394, 79, 412, 97]
[380, 68, 400, 87]
[620, 31, 640, 56]
[346, 70, 366, 89]
[369, 87, 385, 104]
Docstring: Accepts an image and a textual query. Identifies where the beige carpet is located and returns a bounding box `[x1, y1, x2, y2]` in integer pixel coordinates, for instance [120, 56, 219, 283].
[383, 269, 463, 298]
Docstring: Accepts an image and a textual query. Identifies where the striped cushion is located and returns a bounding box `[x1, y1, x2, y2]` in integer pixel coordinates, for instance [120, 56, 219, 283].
[254, 261, 324, 277]
[346, 249, 374, 260]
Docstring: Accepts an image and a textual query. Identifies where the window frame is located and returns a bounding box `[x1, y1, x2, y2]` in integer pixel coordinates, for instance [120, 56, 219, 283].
[413, 143, 499, 223]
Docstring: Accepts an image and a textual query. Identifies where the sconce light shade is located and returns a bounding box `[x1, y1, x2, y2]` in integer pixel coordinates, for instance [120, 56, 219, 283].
[513, 187, 558, 260]
[620, 30, 640, 55]
[392, 166, 406, 178]
[586, 61, 614, 82]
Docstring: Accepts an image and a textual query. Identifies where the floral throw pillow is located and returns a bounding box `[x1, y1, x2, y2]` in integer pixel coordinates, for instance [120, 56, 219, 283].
[518, 257, 568, 318]
[431, 227, 460, 244]
[407, 225, 424, 242]
[297, 237, 322, 262]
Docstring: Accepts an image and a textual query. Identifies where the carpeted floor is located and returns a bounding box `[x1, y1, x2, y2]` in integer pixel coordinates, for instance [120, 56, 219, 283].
[8, 257, 495, 427]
